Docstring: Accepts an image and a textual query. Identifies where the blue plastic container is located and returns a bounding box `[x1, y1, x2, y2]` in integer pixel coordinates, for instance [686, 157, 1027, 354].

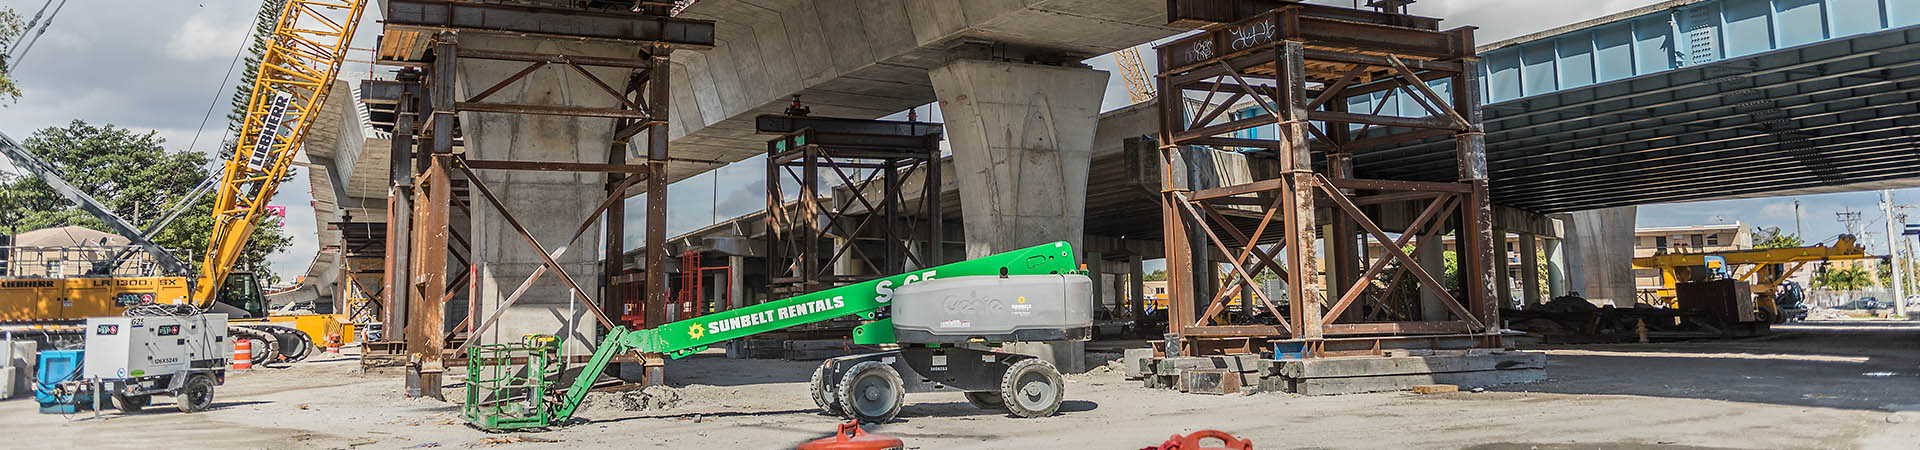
[1272, 341, 1306, 360]
[34, 350, 91, 414]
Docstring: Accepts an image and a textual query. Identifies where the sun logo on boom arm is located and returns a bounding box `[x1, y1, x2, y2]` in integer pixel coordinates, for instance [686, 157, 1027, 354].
[687, 323, 706, 340]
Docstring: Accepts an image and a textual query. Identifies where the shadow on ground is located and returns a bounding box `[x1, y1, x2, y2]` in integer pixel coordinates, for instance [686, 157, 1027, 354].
[1501, 320, 1920, 412]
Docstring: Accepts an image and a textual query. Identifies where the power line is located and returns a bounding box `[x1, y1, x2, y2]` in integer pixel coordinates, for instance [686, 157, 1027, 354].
[5, 0, 55, 55]
[7, 0, 70, 70]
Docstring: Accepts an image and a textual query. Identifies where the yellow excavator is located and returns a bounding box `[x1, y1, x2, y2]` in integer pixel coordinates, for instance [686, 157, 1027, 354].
[0, 0, 368, 363]
[1633, 234, 1874, 324]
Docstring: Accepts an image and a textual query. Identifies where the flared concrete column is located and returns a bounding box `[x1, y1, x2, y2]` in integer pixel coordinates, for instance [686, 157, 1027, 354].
[930, 59, 1108, 258]
[458, 35, 629, 356]
[1565, 206, 1638, 307]
[931, 59, 1106, 373]
[1519, 233, 1541, 306]
[1544, 237, 1567, 298]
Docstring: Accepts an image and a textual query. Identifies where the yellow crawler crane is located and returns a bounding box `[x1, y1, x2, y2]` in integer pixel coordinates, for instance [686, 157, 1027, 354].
[0, 0, 367, 361]
[1633, 235, 1873, 323]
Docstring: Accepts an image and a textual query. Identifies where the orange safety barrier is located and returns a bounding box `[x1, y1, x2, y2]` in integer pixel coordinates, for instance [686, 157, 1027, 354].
[232, 338, 253, 370]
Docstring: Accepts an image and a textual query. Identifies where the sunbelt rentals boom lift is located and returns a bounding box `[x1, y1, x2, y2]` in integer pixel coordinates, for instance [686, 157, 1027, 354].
[466, 241, 1094, 430]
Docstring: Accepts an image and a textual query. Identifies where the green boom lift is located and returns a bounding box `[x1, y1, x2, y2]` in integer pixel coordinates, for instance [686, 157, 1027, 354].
[464, 241, 1094, 430]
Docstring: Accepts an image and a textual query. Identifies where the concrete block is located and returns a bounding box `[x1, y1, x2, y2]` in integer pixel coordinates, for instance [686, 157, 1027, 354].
[1291, 368, 1546, 396]
[1179, 369, 1241, 395]
[1214, 354, 1261, 373]
[1155, 356, 1221, 376]
[1122, 348, 1153, 379]
[1258, 374, 1291, 393]
[10, 340, 36, 398]
[1276, 352, 1546, 379]
[0, 369, 12, 399]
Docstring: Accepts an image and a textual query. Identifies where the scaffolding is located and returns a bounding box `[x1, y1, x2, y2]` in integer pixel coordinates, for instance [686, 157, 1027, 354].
[370, 0, 715, 398]
[1154, 1, 1501, 357]
[760, 115, 945, 298]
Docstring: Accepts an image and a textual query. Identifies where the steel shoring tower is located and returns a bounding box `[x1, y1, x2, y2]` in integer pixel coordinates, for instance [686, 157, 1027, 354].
[760, 115, 945, 300]
[1155, 2, 1502, 357]
[372, 0, 716, 399]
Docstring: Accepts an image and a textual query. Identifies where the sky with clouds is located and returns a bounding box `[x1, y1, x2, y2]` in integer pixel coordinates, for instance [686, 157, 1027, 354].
[3, 0, 1917, 283]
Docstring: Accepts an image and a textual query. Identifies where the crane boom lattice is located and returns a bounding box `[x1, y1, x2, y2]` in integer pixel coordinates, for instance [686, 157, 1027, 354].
[200, 0, 368, 301]
[1115, 47, 1155, 104]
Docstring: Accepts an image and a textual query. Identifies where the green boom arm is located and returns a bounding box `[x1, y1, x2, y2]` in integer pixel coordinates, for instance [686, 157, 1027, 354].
[551, 240, 1080, 421]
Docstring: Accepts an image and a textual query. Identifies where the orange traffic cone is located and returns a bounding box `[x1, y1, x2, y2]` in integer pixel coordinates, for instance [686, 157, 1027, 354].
[325, 333, 342, 354]
[232, 338, 253, 370]
[798, 421, 904, 450]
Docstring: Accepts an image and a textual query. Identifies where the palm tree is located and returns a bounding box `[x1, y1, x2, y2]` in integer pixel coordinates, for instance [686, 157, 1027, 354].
[1813, 266, 1873, 291]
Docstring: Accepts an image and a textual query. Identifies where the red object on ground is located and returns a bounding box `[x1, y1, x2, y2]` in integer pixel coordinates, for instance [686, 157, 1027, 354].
[231, 338, 253, 370]
[1142, 430, 1254, 450]
[797, 421, 905, 450]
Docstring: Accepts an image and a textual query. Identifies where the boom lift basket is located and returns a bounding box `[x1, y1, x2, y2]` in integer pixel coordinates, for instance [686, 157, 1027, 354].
[463, 335, 562, 430]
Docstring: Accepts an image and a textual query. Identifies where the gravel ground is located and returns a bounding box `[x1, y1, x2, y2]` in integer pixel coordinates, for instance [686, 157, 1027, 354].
[3, 319, 1915, 449]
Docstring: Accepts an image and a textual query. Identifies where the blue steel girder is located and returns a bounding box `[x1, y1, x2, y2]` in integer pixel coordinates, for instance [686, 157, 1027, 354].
[1480, 0, 1920, 103]
[1348, 22, 1920, 213]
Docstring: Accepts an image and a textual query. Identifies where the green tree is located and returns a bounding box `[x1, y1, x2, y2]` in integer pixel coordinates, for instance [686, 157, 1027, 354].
[1878, 260, 1895, 288]
[1812, 265, 1873, 291]
[0, 8, 25, 104]
[1753, 228, 1804, 249]
[0, 120, 293, 282]
[1143, 269, 1167, 282]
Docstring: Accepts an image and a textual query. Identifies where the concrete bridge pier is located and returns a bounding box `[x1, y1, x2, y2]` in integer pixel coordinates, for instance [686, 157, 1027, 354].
[930, 58, 1108, 372]
[458, 34, 633, 357]
[1563, 206, 1639, 307]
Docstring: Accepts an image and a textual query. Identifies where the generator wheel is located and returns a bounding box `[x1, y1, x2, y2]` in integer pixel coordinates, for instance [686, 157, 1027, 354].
[835, 361, 903, 423]
[963, 391, 1005, 410]
[176, 374, 215, 413]
[112, 393, 149, 413]
[999, 358, 1063, 418]
[809, 363, 844, 417]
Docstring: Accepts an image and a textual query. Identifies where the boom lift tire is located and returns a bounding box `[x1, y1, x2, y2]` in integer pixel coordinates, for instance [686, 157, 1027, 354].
[999, 358, 1063, 418]
[835, 361, 905, 423]
[963, 391, 1006, 410]
[176, 374, 215, 413]
[810, 363, 844, 417]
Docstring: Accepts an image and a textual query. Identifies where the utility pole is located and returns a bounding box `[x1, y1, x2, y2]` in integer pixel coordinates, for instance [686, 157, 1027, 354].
[1794, 200, 1802, 238]
[1837, 208, 1862, 235]
[1883, 190, 1907, 317]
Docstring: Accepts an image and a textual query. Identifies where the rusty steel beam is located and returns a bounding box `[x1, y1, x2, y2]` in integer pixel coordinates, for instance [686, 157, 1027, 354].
[383, 0, 715, 48]
[462, 159, 651, 174]
[1167, 0, 1442, 30]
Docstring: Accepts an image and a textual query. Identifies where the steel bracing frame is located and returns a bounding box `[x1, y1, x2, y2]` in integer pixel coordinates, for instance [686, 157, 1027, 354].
[372, 1, 713, 399]
[1154, 2, 1502, 357]
[759, 116, 944, 298]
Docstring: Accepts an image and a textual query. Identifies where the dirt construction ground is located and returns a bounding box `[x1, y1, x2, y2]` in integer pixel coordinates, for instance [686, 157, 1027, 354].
[5, 319, 1917, 449]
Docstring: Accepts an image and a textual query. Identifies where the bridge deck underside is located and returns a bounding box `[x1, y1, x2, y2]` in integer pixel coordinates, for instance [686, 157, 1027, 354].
[1356, 25, 1920, 213]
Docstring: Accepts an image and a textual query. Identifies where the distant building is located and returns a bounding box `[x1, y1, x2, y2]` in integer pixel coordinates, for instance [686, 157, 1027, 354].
[1, 225, 165, 278]
[1632, 222, 1751, 290]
